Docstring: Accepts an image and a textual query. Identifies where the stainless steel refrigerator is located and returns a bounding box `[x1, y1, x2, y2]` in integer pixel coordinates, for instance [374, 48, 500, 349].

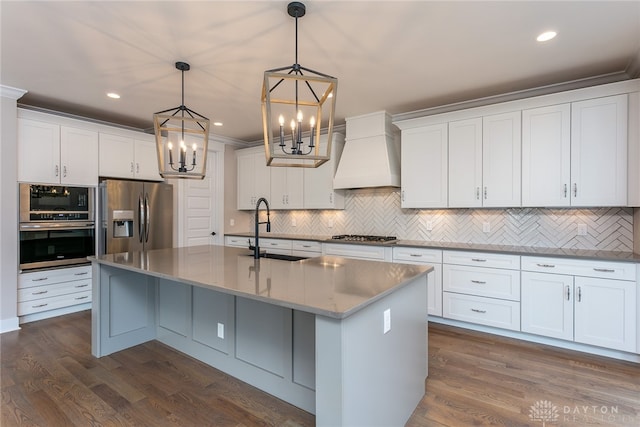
[100, 179, 173, 254]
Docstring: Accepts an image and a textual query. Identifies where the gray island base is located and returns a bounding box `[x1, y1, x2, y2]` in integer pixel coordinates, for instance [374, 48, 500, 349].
[91, 245, 431, 426]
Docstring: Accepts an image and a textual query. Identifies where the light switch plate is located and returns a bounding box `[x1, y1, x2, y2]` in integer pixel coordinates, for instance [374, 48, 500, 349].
[426, 220, 433, 231]
[483, 222, 491, 233]
[217, 322, 224, 339]
[577, 223, 587, 236]
[383, 308, 391, 334]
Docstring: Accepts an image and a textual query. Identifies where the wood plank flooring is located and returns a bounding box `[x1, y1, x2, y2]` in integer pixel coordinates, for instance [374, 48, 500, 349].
[2, 310, 639, 426]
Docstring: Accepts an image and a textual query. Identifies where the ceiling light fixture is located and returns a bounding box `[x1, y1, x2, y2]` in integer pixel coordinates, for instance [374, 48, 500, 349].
[261, 1, 338, 168]
[537, 31, 557, 42]
[153, 61, 210, 179]
[107, 92, 120, 99]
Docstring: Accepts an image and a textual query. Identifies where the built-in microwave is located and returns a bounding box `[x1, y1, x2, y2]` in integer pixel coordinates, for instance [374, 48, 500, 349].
[19, 184, 95, 270]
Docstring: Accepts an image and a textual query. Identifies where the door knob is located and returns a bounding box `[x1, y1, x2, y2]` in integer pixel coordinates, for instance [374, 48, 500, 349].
[210, 232, 216, 236]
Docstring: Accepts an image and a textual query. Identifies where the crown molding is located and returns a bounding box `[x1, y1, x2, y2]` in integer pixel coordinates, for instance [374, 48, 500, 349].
[1, 85, 27, 100]
[626, 48, 640, 79]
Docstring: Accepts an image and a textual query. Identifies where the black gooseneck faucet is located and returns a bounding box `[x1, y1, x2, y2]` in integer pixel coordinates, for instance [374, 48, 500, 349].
[251, 197, 271, 259]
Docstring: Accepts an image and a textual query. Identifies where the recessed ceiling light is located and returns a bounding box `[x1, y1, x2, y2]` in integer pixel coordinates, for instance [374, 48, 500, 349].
[107, 92, 121, 99]
[213, 121, 223, 127]
[537, 31, 557, 42]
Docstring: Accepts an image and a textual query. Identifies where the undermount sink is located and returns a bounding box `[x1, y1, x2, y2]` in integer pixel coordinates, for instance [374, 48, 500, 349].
[245, 253, 308, 262]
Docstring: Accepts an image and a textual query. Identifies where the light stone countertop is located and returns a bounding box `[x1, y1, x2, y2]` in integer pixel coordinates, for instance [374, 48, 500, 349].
[91, 245, 431, 319]
[225, 232, 640, 263]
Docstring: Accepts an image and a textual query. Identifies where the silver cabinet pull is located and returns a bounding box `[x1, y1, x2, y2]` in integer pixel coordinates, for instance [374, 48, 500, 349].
[63, 165, 67, 177]
[536, 263, 555, 268]
[401, 191, 405, 202]
[573, 183, 577, 197]
[476, 187, 480, 200]
[593, 268, 615, 273]
[409, 254, 423, 257]
[55, 165, 59, 177]
[329, 193, 333, 204]
[32, 277, 48, 282]
[471, 308, 486, 314]
[471, 258, 486, 262]
[32, 303, 48, 308]
[563, 184, 567, 198]
[74, 272, 89, 276]
[75, 296, 89, 300]
[32, 290, 48, 295]
[471, 280, 486, 284]
[484, 187, 487, 199]
[302, 245, 312, 248]
[577, 286, 582, 302]
[136, 163, 140, 173]
[131, 162, 134, 173]
[75, 284, 89, 288]
[566, 285, 571, 301]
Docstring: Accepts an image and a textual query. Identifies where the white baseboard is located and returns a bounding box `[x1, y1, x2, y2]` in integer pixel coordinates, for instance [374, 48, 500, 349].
[0, 317, 20, 334]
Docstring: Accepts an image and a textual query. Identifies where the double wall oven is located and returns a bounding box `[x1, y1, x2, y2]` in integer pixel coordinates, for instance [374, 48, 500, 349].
[19, 184, 95, 270]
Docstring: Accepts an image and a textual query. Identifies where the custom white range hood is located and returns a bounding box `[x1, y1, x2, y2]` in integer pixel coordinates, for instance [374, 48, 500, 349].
[333, 111, 401, 189]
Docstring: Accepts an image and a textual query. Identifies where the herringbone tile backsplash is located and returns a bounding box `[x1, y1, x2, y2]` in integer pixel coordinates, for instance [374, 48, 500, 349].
[270, 188, 634, 251]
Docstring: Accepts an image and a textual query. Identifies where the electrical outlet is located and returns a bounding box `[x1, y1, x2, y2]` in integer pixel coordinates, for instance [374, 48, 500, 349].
[229, 219, 235, 227]
[577, 223, 587, 236]
[426, 220, 433, 231]
[291, 218, 297, 227]
[383, 308, 391, 334]
[327, 219, 334, 228]
[217, 322, 224, 339]
[483, 222, 491, 233]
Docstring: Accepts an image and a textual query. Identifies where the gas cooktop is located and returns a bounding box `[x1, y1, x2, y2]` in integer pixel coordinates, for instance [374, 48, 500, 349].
[330, 234, 397, 244]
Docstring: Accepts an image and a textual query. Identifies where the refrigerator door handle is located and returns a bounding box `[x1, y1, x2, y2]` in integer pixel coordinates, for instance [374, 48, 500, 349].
[144, 193, 150, 243]
[138, 193, 145, 243]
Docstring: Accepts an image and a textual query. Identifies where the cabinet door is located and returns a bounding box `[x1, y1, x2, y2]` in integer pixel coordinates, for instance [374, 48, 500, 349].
[482, 111, 521, 207]
[522, 104, 570, 207]
[270, 168, 288, 209]
[18, 119, 60, 183]
[574, 276, 636, 352]
[285, 168, 304, 209]
[448, 118, 482, 207]
[60, 126, 99, 185]
[99, 133, 134, 178]
[571, 94, 627, 206]
[254, 152, 271, 202]
[303, 134, 345, 209]
[400, 124, 448, 208]
[134, 138, 162, 181]
[237, 152, 256, 210]
[521, 272, 574, 341]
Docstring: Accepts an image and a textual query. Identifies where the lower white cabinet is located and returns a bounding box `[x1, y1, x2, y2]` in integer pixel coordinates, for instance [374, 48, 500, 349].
[521, 257, 637, 353]
[443, 292, 520, 331]
[291, 240, 322, 258]
[392, 246, 443, 317]
[18, 265, 92, 321]
[323, 243, 392, 262]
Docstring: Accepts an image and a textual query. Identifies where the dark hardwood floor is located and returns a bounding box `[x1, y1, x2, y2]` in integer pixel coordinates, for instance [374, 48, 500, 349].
[2, 311, 639, 426]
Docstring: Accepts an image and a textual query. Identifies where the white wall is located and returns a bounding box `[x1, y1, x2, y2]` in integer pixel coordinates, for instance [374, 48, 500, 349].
[1, 86, 26, 333]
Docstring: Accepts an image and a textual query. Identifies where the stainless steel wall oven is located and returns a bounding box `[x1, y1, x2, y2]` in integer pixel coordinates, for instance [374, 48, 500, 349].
[19, 184, 95, 270]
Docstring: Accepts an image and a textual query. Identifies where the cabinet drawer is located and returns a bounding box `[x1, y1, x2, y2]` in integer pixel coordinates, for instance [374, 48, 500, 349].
[18, 279, 91, 302]
[225, 236, 252, 248]
[443, 264, 520, 301]
[323, 243, 388, 261]
[18, 265, 91, 289]
[393, 247, 442, 264]
[261, 238, 292, 255]
[443, 292, 520, 331]
[521, 256, 636, 280]
[292, 240, 322, 253]
[443, 250, 520, 270]
[18, 290, 91, 316]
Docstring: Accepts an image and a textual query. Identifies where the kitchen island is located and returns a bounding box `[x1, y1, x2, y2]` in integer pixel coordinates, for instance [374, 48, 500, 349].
[91, 245, 431, 427]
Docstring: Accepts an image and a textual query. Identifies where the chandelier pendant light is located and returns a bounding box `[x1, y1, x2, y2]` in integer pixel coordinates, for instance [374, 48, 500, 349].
[154, 61, 210, 179]
[262, 1, 338, 168]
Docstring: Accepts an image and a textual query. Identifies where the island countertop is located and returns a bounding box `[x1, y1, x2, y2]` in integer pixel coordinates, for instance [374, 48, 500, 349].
[91, 245, 431, 319]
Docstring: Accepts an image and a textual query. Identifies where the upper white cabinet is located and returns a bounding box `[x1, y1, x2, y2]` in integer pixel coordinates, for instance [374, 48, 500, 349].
[99, 133, 162, 181]
[448, 112, 521, 208]
[18, 119, 99, 185]
[237, 147, 271, 210]
[303, 133, 345, 209]
[522, 104, 571, 206]
[271, 167, 303, 209]
[400, 123, 448, 208]
[570, 94, 627, 206]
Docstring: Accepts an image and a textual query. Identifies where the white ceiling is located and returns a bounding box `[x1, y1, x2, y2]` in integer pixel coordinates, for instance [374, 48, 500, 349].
[2, 1, 639, 144]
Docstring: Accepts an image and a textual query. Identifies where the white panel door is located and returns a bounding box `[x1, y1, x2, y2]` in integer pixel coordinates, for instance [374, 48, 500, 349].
[570, 94, 627, 206]
[448, 118, 482, 207]
[482, 111, 521, 207]
[400, 123, 448, 208]
[574, 276, 636, 352]
[521, 272, 573, 341]
[522, 104, 571, 207]
[180, 152, 221, 247]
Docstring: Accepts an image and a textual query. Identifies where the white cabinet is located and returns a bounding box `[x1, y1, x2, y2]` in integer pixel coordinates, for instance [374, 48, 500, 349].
[570, 94, 628, 206]
[291, 240, 322, 258]
[522, 94, 628, 207]
[522, 104, 571, 207]
[303, 133, 345, 209]
[271, 168, 303, 209]
[521, 257, 636, 352]
[448, 118, 483, 207]
[236, 147, 271, 210]
[442, 250, 521, 331]
[18, 265, 92, 321]
[18, 119, 99, 185]
[393, 246, 443, 317]
[99, 133, 162, 181]
[400, 123, 448, 208]
[323, 243, 392, 262]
